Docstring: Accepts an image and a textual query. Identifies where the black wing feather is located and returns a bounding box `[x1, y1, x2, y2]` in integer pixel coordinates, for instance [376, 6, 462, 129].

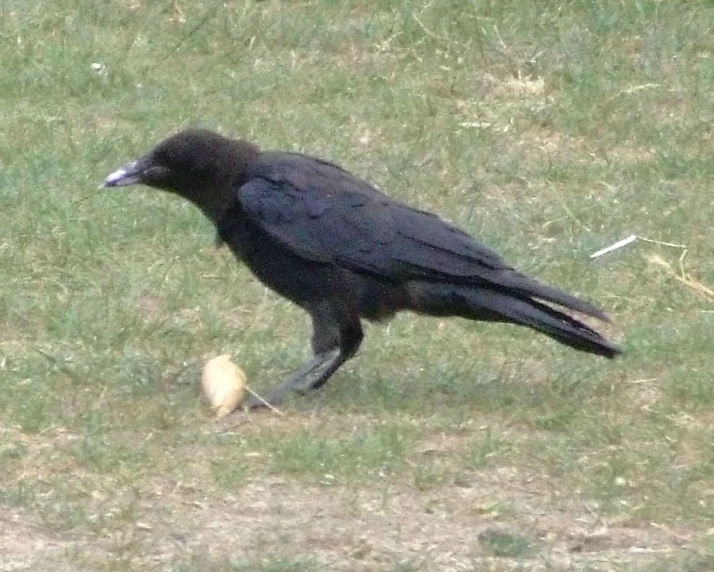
[238, 155, 608, 321]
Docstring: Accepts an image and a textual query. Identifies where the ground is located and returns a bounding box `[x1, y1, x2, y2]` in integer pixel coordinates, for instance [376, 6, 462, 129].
[0, 416, 700, 571]
[1, 0, 714, 570]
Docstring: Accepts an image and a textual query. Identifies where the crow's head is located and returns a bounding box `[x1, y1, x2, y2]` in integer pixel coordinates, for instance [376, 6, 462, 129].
[103, 129, 258, 219]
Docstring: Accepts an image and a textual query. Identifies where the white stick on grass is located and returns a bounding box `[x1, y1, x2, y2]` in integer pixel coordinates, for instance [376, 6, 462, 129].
[590, 234, 637, 259]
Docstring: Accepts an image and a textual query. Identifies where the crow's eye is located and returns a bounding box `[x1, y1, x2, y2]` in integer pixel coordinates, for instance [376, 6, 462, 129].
[142, 165, 172, 185]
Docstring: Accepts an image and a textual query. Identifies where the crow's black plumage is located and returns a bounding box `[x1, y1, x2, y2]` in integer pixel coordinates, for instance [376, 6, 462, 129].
[104, 129, 621, 409]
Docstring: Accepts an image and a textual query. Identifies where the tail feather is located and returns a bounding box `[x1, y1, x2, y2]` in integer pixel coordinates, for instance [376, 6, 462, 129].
[497, 270, 611, 323]
[458, 288, 621, 358]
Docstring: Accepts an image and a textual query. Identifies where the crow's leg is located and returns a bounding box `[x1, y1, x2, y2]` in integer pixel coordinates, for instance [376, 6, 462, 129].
[245, 302, 363, 409]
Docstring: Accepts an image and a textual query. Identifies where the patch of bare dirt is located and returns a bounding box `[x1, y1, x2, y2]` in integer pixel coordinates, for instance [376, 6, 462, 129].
[108, 473, 687, 570]
[0, 475, 689, 571]
[0, 507, 87, 572]
[0, 418, 698, 571]
[0, 466, 695, 568]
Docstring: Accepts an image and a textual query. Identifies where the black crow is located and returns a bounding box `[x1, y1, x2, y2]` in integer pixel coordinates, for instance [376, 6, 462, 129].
[104, 129, 621, 409]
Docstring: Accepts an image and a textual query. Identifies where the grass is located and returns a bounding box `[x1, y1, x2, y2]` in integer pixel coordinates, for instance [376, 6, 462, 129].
[1, 0, 714, 569]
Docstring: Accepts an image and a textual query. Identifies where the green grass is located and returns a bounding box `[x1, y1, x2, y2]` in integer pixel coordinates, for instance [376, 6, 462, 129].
[2, 0, 714, 569]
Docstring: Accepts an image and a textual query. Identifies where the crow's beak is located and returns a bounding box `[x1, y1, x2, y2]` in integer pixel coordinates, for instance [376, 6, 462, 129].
[103, 159, 145, 188]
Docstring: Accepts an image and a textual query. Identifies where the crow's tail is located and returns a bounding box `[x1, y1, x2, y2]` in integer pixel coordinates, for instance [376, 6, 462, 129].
[409, 281, 621, 358]
[460, 288, 621, 358]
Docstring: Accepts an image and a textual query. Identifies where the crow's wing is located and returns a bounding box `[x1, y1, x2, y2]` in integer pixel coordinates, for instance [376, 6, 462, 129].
[237, 173, 503, 276]
[236, 156, 608, 320]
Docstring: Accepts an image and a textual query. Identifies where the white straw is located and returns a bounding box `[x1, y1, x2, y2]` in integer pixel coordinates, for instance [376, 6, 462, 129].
[590, 234, 637, 259]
